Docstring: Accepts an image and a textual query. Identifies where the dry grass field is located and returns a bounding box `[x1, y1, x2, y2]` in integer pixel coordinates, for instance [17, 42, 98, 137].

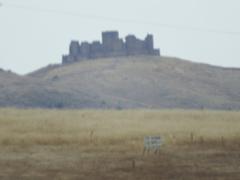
[0, 108, 240, 179]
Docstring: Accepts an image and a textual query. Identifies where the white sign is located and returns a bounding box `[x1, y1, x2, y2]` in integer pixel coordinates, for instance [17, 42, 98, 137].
[144, 136, 162, 150]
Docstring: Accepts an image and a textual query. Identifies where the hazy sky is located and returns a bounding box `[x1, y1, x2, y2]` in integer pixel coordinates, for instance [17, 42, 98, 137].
[0, 0, 240, 74]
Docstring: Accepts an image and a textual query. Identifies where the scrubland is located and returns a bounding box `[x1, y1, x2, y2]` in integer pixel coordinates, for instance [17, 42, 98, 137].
[0, 108, 240, 179]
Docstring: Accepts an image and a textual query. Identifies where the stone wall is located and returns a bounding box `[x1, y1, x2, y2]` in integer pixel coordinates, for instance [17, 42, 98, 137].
[62, 31, 160, 64]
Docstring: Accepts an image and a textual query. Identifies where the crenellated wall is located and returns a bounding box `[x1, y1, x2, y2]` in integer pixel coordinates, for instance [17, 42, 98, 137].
[62, 31, 160, 64]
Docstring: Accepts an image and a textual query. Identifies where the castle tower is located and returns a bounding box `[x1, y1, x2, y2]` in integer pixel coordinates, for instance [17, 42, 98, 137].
[69, 41, 80, 57]
[102, 31, 126, 56]
[102, 31, 119, 52]
[90, 41, 104, 58]
[80, 42, 91, 59]
[145, 34, 154, 53]
[125, 35, 147, 55]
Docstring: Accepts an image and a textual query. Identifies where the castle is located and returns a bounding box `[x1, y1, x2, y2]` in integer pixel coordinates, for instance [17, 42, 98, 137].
[62, 31, 160, 64]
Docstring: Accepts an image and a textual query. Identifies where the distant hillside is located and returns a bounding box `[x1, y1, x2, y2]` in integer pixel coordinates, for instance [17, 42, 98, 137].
[0, 68, 83, 108]
[1, 56, 240, 109]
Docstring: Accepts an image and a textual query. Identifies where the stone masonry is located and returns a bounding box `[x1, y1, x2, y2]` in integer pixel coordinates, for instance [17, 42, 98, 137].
[62, 31, 160, 64]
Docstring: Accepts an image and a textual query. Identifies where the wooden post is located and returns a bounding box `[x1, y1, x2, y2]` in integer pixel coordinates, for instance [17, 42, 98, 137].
[199, 136, 204, 144]
[90, 130, 94, 143]
[132, 159, 136, 170]
[143, 148, 146, 156]
[221, 136, 225, 147]
[190, 132, 194, 144]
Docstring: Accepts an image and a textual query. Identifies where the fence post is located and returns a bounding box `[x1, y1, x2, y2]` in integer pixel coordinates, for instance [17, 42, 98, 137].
[199, 136, 204, 144]
[142, 148, 146, 156]
[132, 159, 136, 170]
[190, 132, 194, 144]
[221, 136, 225, 147]
[90, 130, 94, 143]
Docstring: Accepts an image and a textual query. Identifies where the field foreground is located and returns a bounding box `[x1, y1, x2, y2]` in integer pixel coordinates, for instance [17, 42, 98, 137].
[0, 109, 240, 179]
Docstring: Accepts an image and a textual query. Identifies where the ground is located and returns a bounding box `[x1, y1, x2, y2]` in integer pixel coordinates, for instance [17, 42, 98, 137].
[0, 109, 240, 180]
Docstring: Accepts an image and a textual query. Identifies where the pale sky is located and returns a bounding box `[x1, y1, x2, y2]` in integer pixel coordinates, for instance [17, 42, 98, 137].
[0, 0, 240, 74]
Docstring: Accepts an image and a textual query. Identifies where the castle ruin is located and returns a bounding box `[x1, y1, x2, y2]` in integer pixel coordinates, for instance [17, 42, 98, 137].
[62, 31, 160, 64]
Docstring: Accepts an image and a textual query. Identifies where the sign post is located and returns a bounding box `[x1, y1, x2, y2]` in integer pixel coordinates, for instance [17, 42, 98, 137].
[143, 136, 162, 155]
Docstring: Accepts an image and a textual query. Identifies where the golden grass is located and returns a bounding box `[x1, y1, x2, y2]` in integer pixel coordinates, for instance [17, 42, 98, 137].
[0, 108, 240, 179]
[1, 108, 240, 146]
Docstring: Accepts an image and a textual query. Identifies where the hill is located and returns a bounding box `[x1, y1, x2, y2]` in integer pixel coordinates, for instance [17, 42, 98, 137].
[1, 56, 240, 109]
[0, 68, 80, 108]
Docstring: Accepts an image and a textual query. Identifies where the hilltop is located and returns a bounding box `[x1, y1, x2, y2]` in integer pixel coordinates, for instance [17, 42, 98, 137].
[1, 55, 238, 109]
